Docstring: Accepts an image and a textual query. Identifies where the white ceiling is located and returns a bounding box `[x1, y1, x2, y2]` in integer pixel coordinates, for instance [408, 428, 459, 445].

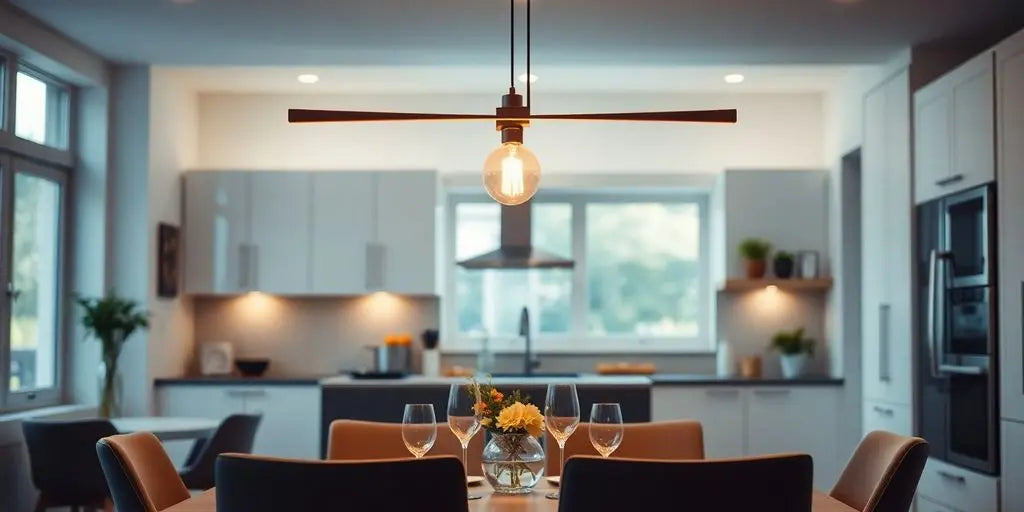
[11, 0, 1024, 66]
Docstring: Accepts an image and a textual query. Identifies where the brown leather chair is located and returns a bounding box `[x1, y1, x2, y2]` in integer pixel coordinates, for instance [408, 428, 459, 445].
[95, 432, 191, 512]
[559, 453, 813, 512]
[215, 453, 468, 512]
[545, 420, 704, 476]
[829, 430, 929, 512]
[327, 419, 485, 475]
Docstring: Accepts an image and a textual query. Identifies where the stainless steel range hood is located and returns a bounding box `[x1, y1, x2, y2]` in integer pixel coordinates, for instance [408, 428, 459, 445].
[457, 201, 574, 269]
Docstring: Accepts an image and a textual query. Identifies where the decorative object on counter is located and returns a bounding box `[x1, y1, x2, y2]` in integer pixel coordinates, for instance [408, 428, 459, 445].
[421, 329, 441, 377]
[739, 355, 763, 378]
[368, 334, 412, 375]
[594, 362, 656, 375]
[772, 251, 795, 278]
[75, 290, 150, 418]
[797, 250, 819, 279]
[199, 341, 234, 376]
[716, 340, 735, 377]
[235, 358, 270, 377]
[738, 238, 772, 279]
[444, 365, 476, 378]
[471, 380, 546, 495]
[475, 333, 496, 376]
[156, 223, 180, 298]
[770, 327, 815, 379]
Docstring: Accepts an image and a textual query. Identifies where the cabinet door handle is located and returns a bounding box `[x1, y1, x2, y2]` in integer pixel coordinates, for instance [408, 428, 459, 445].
[872, 405, 894, 416]
[753, 389, 791, 397]
[879, 304, 891, 382]
[225, 390, 247, 398]
[705, 389, 740, 398]
[937, 470, 966, 484]
[936, 174, 964, 187]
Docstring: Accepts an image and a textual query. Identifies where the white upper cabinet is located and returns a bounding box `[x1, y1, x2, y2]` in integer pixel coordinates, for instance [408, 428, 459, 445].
[186, 170, 439, 296]
[375, 172, 438, 295]
[996, 29, 1024, 423]
[862, 70, 913, 409]
[914, 52, 996, 204]
[310, 172, 376, 294]
[249, 172, 313, 294]
[184, 172, 250, 294]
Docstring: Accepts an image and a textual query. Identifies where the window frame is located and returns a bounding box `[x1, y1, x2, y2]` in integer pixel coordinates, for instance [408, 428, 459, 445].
[444, 189, 712, 354]
[0, 50, 74, 412]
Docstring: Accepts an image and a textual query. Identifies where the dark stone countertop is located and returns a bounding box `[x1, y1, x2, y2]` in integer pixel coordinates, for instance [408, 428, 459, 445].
[649, 374, 844, 386]
[154, 375, 325, 386]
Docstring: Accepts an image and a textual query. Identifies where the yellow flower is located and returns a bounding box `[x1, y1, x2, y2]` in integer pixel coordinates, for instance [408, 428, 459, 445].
[496, 401, 545, 437]
[490, 389, 504, 402]
[480, 417, 493, 427]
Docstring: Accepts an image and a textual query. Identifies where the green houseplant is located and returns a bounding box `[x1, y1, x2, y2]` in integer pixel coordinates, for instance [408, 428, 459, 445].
[770, 327, 815, 379]
[76, 291, 149, 417]
[738, 238, 772, 279]
[773, 251, 796, 279]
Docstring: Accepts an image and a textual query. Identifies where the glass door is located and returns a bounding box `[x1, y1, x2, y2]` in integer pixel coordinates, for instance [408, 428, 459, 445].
[2, 158, 65, 409]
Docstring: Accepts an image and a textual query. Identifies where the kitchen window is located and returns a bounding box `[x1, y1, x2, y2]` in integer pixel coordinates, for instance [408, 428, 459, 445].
[446, 191, 711, 353]
[0, 52, 72, 411]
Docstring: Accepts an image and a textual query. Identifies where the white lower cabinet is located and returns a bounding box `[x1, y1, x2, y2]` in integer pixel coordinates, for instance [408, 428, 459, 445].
[156, 384, 321, 460]
[916, 496, 959, 512]
[651, 385, 841, 488]
[862, 400, 912, 436]
[1003, 420, 1024, 512]
[917, 457, 999, 512]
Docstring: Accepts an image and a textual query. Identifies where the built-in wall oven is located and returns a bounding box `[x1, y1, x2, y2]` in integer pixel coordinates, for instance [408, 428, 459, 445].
[917, 184, 999, 475]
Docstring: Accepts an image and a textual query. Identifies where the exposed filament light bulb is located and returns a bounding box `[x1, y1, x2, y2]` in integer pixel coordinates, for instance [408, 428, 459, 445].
[483, 142, 540, 205]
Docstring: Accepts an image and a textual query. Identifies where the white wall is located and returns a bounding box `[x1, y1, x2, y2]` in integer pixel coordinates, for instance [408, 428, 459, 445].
[196, 92, 825, 172]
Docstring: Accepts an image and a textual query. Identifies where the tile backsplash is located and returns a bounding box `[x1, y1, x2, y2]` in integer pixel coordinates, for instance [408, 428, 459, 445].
[192, 294, 439, 376]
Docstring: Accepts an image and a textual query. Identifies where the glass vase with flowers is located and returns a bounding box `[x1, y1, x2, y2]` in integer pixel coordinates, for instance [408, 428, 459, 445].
[471, 380, 546, 495]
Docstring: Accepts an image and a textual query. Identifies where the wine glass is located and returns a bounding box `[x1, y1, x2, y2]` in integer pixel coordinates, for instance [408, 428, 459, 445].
[544, 383, 580, 500]
[402, 403, 437, 458]
[448, 383, 483, 500]
[589, 403, 623, 458]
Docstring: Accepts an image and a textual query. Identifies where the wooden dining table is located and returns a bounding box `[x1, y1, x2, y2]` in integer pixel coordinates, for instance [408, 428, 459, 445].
[163, 482, 859, 511]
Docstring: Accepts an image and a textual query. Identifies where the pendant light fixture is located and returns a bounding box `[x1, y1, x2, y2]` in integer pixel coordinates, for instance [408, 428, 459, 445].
[286, 0, 738, 205]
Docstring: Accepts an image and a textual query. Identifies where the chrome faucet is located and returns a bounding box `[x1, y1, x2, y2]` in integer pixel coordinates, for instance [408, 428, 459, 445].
[519, 306, 541, 375]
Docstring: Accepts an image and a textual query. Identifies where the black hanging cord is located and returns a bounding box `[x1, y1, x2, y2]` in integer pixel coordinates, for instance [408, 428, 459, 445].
[510, 0, 515, 89]
[526, 0, 531, 108]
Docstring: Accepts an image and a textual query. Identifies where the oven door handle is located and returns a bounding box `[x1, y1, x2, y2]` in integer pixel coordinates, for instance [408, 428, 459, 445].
[938, 364, 987, 375]
[928, 250, 952, 379]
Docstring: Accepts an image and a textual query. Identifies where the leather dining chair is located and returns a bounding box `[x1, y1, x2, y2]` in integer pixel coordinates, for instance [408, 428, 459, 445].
[95, 432, 191, 512]
[327, 419, 485, 475]
[22, 418, 119, 512]
[544, 420, 704, 476]
[559, 453, 813, 512]
[215, 453, 469, 512]
[829, 430, 929, 512]
[178, 413, 261, 490]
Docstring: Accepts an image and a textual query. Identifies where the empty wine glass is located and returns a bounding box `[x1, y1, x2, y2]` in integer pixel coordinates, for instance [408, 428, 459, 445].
[544, 383, 580, 500]
[448, 383, 483, 500]
[589, 403, 623, 458]
[402, 403, 437, 458]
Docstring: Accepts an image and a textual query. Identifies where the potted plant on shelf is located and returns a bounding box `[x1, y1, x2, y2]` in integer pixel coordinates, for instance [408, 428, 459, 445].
[773, 251, 796, 279]
[770, 327, 815, 379]
[738, 238, 772, 279]
[75, 291, 149, 418]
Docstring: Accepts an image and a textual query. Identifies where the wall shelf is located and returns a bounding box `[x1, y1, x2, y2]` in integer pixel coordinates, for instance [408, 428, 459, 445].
[718, 277, 833, 293]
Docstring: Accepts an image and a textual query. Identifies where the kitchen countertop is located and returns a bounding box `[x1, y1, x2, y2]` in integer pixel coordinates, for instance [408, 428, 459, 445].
[154, 374, 844, 387]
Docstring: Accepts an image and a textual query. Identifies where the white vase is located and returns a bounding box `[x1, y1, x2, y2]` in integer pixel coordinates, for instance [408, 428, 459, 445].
[422, 349, 440, 377]
[716, 340, 734, 377]
[780, 353, 808, 379]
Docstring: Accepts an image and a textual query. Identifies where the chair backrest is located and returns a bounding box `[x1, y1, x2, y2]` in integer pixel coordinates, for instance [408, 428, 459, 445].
[830, 430, 930, 512]
[216, 453, 469, 512]
[327, 419, 485, 475]
[22, 419, 119, 504]
[95, 432, 191, 512]
[559, 453, 813, 512]
[180, 414, 262, 490]
[545, 420, 704, 476]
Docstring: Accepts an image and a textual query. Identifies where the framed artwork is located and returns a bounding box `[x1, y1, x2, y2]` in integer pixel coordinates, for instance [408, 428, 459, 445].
[157, 223, 180, 298]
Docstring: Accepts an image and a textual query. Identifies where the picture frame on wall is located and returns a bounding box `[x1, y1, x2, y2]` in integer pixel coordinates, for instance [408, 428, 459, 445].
[157, 223, 180, 298]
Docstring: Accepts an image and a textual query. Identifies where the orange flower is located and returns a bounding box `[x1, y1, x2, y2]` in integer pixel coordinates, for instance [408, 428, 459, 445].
[473, 400, 489, 415]
[490, 389, 504, 402]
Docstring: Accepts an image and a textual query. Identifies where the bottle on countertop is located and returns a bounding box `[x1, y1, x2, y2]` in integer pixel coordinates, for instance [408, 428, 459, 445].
[716, 340, 735, 377]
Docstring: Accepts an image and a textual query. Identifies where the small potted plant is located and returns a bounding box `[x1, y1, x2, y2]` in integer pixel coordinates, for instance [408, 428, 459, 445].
[770, 327, 815, 379]
[76, 290, 149, 418]
[738, 238, 772, 279]
[773, 251, 796, 279]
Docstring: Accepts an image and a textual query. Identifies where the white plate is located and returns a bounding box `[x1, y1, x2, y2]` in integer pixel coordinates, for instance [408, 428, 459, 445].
[467, 476, 485, 486]
[546, 476, 560, 486]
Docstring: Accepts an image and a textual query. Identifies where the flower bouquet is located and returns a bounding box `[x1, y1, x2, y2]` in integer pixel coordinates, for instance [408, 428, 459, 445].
[471, 380, 546, 494]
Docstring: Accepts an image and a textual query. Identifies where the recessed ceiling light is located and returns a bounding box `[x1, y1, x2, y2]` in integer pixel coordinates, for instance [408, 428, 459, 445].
[297, 74, 320, 84]
[724, 74, 745, 84]
[517, 73, 539, 84]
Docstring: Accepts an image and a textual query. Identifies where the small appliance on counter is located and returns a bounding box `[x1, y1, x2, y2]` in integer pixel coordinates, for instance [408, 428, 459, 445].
[421, 329, 440, 377]
[359, 333, 413, 378]
[199, 341, 234, 376]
